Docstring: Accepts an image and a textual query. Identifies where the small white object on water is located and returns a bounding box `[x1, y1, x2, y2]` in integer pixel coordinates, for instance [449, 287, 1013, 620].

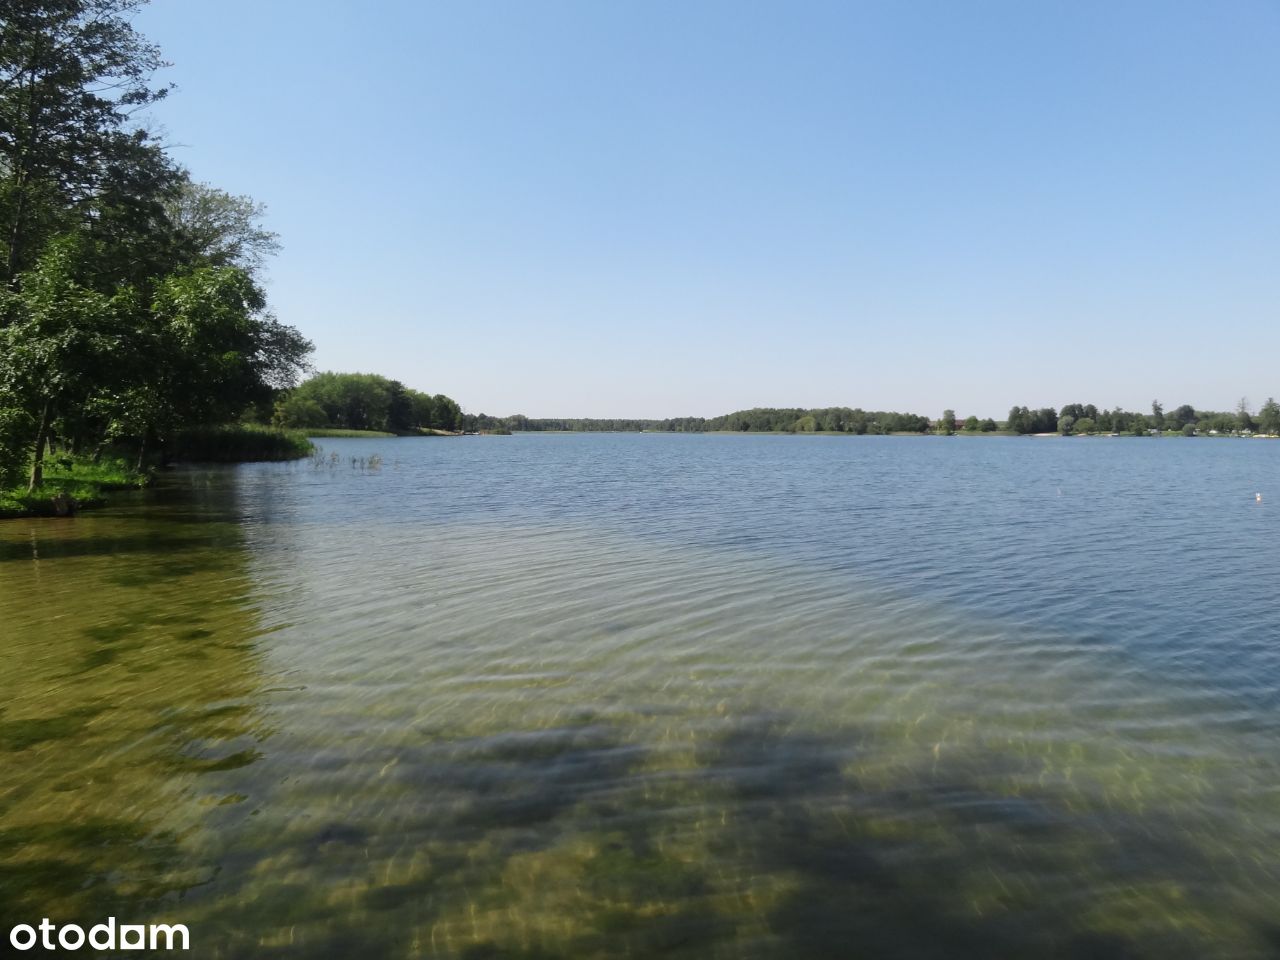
[1257, 492, 1263, 503]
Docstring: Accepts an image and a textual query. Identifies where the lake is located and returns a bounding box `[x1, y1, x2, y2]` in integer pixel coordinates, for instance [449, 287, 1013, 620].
[2, 434, 1279, 958]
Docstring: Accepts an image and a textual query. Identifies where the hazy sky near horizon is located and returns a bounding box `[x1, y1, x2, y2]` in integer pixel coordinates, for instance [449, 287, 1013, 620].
[136, 0, 1278, 419]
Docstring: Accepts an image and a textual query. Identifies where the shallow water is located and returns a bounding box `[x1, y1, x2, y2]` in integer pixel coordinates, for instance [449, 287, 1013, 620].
[3, 434, 1280, 958]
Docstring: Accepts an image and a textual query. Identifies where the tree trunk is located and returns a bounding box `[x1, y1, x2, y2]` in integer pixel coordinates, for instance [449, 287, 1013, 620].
[5, 65, 38, 287]
[27, 399, 51, 492]
[135, 430, 148, 472]
[6, 185, 26, 284]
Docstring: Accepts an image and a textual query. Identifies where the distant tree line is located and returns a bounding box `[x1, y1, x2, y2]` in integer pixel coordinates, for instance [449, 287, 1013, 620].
[484, 416, 661, 433]
[275, 372, 462, 433]
[465, 400, 1280, 439]
[459, 407, 936, 434]
[1001, 399, 1280, 436]
[692, 407, 933, 433]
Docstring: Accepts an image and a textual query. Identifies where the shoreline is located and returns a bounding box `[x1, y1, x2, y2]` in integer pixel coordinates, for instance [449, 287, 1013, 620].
[5, 429, 1273, 521]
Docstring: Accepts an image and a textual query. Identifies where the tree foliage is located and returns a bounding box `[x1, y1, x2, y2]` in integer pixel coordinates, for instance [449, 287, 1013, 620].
[165, 180, 280, 277]
[1258, 398, 1280, 436]
[275, 372, 461, 433]
[1005, 406, 1059, 434]
[0, 0, 175, 281]
[0, 1, 313, 489]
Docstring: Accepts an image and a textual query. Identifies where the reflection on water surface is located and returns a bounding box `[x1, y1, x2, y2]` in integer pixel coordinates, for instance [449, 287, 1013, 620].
[3, 436, 1280, 958]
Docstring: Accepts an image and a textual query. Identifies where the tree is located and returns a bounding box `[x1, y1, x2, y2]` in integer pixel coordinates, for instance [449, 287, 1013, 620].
[1059, 414, 1076, 435]
[1236, 398, 1254, 433]
[962, 415, 980, 432]
[1073, 417, 1095, 434]
[410, 391, 435, 430]
[1033, 407, 1058, 433]
[0, 1, 318, 487]
[0, 234, 127, 487]
[165, 179, 280, 277]
[1169, 404, 1197, 430]
[1258, 398, 1280, 436]
[277, 372, 459, 433]
[980, 417, 997, 432]
[124, 266, 310, 455]
[274, 393, 326, 429]
[937, 409, 956, 435]
[0, 0, 173, 284]
[432, 393, 461, 431]
[1150, 400, 1165, 431]
[386, 379, 414, 432]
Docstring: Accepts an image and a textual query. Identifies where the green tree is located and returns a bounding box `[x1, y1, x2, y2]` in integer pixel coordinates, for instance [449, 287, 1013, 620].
[1169, 404, 1197, 430]
[0, 0, 173, 283]
[274, 393, 326, 429]
[1258, 397, 1280, 436]
[1236, 398, 1254, 433]
[432, 393, 461, 431]
[127, 266, 310, 455]
[937, 409, 956, 435]
[962, 415, 980, 431]
[0, 235, 127, 487]
[164, 179, 280, 277]
[0, 1, 318, 486]
[410, 391, 435, 430]
[386, 379, 414, 432]
[281, 373, 459, 433]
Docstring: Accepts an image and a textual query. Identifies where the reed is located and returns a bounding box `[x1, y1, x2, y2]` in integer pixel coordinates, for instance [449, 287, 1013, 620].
[166, 424, 313, 463]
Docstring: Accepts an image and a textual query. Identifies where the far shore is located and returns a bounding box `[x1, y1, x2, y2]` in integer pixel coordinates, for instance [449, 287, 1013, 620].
[505, 429, 1277, 439]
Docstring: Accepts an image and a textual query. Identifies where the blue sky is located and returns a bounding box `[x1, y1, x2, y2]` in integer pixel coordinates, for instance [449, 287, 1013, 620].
[135, 0, 1279, 419]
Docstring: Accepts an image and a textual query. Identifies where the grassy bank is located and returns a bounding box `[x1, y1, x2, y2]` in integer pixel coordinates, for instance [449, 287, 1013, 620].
[304, 427, 467, 438]
[305, 427, 397, 438]
[167, 424, 313, 462]
[0, 457, 148, 519]
[2, 425, 314, 519]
